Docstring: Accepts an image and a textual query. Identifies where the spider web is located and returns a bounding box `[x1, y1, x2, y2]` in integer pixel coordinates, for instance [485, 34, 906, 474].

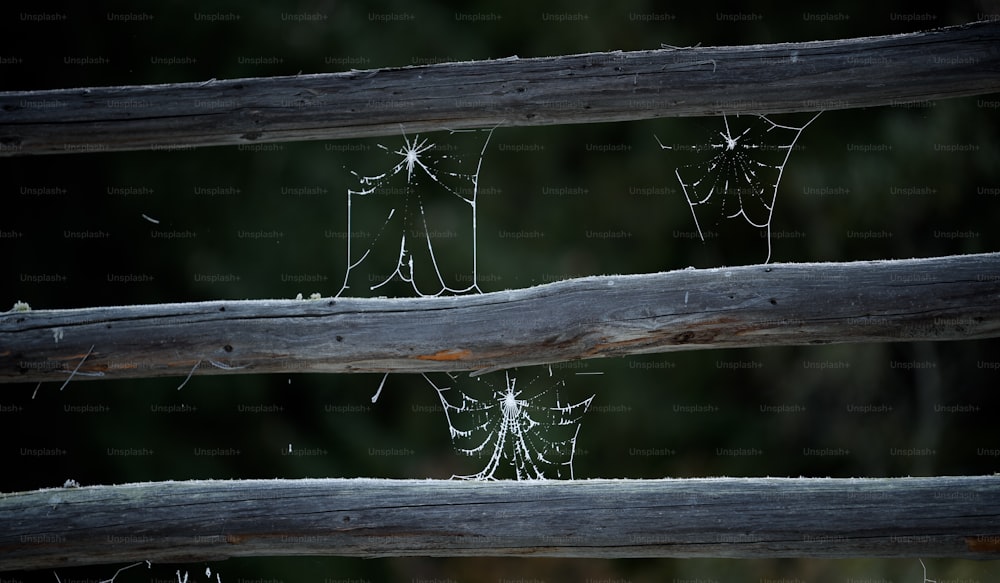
[334, 126, 597, 480]
[655, 112, 821, 263]
[336, 126, 496, 298]
[423, 368, 594, 480]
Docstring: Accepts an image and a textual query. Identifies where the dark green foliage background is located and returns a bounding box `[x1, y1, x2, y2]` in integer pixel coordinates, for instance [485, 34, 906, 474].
[2, 1, 999, 582]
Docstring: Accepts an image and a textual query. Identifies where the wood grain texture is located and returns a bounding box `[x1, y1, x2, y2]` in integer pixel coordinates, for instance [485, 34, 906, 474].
[2, 476, 998, 570]
[1, 21, 998, 156]
[2, 253, 999, 384]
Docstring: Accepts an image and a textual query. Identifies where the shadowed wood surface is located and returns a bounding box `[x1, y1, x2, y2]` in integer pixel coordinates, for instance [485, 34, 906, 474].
[2, 476, 999, 570]
[2, 253, 999, 384]
[1, 21, 998, 156]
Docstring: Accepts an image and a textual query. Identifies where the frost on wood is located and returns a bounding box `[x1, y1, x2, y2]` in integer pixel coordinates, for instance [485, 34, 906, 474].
[424, 368, 594, 480]
[656, 112, 821, 262]
[336, 126, 496, 298]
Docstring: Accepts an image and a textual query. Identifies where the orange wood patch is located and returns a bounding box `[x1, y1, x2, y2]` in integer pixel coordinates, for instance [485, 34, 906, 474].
[965, 535, 1000, 553]
[416, 349, 471, 361]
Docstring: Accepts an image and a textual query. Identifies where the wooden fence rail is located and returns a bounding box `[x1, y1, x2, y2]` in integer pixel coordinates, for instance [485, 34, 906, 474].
[1, 20, 998, 156]
[2, 476, 999, 570]
[2, 253, 999, 384]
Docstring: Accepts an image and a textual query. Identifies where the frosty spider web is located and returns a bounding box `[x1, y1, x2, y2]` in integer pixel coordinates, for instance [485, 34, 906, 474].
[336, 126, 497, 298]
[424, 368, 594, 480]
[655, 112, 821, 263]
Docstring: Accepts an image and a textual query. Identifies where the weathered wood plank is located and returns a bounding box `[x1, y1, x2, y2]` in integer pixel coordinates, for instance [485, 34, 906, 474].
[1, 21, 998, 156]
[2, 476, 998, 570]
[2, 253, 999, 384]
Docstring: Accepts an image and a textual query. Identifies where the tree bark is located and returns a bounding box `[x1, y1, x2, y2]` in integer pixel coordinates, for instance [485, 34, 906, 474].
[1, 21, 998, 156]
[2, 476, 999, 570]
[3, 253, 999, 384]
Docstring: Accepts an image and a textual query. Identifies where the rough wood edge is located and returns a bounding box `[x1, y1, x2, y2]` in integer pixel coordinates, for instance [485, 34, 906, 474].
[2, 476, 999, 570]
[1, 21, 998, 155]
[2, 252, 999, 384]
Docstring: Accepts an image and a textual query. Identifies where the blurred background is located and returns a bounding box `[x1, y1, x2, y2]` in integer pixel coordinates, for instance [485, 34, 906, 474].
[2, 1, 999, 581]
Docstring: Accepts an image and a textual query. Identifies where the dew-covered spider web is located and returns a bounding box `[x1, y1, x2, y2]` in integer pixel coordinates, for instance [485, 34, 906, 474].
[336, 126, 497, 298]
[423, 367, 594, 480]
[655, 112, 821, 263]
